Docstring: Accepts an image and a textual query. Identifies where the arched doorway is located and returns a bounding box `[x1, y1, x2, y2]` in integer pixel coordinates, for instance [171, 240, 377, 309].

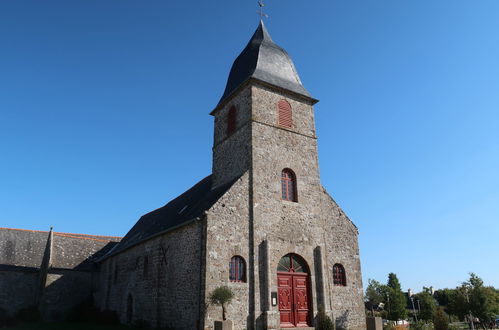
[277, 253, 311, 327]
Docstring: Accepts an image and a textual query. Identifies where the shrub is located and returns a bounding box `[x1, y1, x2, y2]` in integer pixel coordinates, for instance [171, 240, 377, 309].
[209, 286, 234, 321]
[316, 305, 335, 330]
[410, 320, 433, 330]
[434, 308, 449, 330]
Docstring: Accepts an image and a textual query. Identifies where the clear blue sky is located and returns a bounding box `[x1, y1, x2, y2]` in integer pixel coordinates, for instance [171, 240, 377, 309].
[1, 0, 498, 292]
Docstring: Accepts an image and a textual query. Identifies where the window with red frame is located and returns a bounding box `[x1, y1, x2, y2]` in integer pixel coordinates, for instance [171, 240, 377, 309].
[278, 99, 292, 128]
[229, 256, 246, 282]
[227, 106, 237, 136]
[281, 169, 297, 202]
[333, 264, 347, 286]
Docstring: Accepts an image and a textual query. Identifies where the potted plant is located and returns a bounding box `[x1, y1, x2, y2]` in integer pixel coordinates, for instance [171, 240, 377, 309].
[210, 286, 234, 330]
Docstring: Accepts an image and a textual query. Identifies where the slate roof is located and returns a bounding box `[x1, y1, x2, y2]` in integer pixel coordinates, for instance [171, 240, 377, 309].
[217, 20, 314, 108]
[0, 228, 120, 271]
[104, 175, 236, 258]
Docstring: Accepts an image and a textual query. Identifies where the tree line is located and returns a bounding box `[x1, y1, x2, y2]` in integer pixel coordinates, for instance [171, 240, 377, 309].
[365, 273, 499, 329]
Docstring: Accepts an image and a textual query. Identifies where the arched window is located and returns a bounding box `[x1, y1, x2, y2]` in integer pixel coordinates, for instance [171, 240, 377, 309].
[281, 169, 297, 202]
[333, 264, 347, 286]
[229, 256, 246, 282]
[278, 99, 292, 128]
[227, 106, 237, 136]
[277, 253, 309, 273]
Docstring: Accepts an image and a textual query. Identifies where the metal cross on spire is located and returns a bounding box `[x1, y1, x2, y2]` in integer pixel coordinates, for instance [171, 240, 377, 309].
[257, 0, 269, 19]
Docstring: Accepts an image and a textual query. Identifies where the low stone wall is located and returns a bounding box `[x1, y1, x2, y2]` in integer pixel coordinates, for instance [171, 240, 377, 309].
[40, 270, 94, 321]
[0, 269, 38, 317]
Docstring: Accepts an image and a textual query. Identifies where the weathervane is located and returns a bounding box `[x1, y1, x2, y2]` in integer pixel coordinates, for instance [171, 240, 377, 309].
[257, 0, 269, 19]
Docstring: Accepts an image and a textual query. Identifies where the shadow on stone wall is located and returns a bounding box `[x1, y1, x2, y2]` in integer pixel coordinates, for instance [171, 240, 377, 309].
[0, 241, 118, 323]
[40, 241, 118, 321]
[336, 309, 351, 330]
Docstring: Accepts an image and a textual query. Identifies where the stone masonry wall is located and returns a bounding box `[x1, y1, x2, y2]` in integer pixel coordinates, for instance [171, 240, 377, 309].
[249, 84, 365, 329]
[204, 172, 251, 330]
[0, 270, 38, 317]
[212, 86, 252, 188]
[203, 82, 365, 330]
[41, 270, 94, 321]
[98, 221, 203, 329]
[321, 192, 365, 330]
[0, 228, 119, 320]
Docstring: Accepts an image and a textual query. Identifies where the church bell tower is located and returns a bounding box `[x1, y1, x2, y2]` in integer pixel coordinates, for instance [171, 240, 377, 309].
[204, 20, 365, 330]
[211, 21, 319, 189]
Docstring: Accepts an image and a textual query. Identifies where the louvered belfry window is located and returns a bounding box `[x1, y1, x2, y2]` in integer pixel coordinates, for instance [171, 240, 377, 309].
[281, 169, 297, 202]
[227, 106, 237, 136]
[229, 256, 246, 282]
[333, 264, 347, 286]
[278, 99, 292, 128]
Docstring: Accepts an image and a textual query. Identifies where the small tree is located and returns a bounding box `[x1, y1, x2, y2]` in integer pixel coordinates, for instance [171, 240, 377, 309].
[414, 291, 437, 321]
[316, 305, 335, 330]
[387, 273, 408, 321]
[366, 279, 389, 315]
[209, 286, 234, 321]
[434, 307, 449, 330]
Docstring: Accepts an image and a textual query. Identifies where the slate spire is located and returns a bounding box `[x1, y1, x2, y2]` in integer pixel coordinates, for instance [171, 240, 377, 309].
[217, 20, 314, 108]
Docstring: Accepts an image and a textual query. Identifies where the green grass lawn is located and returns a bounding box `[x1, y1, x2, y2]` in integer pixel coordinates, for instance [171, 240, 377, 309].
[5, 323, 130, 330]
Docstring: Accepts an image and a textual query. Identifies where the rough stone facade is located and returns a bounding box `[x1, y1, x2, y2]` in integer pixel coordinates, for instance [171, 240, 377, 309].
[97, 221, 204, 329]
[201, 81, 366, 330]
[0, 228, 119, 320]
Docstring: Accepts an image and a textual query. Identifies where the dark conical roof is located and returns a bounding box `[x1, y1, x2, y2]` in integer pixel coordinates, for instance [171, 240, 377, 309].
[216, 21, 314, 108]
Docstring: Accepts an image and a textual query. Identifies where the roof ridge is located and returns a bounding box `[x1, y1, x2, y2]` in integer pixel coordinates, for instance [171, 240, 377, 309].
[54, 233, 120, 243]
[0, 227, 121, 239]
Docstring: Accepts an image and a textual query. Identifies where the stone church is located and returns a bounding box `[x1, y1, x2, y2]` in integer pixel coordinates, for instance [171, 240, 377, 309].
[0, 21, 365, 329]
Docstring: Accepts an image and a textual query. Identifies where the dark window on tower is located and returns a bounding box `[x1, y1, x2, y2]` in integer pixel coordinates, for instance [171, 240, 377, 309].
[278, 99, 292, 128]
[143, 255, 149, 278]
[281, 169, 297, 202]
[227, 106, 237, 136]
[229, 256, 246, 282]
[333, 264, 347, 286]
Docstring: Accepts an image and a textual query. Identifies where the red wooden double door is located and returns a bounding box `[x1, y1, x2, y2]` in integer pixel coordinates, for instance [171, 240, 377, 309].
[277, 254, 311, 328]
